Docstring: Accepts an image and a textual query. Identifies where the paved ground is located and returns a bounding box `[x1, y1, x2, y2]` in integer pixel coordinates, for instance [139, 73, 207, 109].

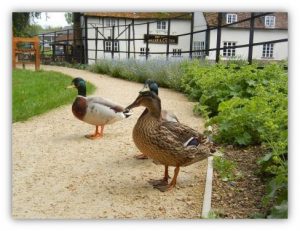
[12, 65, 207, 219]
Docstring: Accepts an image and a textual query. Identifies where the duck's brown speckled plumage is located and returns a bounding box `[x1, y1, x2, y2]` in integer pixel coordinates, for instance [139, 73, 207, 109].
[132, 108, 212, 167]
[126, 91, 215, 191]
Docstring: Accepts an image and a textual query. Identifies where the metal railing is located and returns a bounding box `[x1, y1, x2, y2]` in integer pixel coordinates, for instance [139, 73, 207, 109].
[36, 12, 288, 64]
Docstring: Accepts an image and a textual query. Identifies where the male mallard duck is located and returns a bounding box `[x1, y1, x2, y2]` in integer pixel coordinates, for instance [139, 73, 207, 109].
[144, 79, 179, 123]
[67, 77, 132, 139]
[125, 90, 215, 192]
[135, 79, 179, 159]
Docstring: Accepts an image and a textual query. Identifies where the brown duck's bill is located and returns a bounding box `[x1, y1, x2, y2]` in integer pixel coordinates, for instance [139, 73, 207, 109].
[125, 94, 143, 111]
[125, 101, 138, 111]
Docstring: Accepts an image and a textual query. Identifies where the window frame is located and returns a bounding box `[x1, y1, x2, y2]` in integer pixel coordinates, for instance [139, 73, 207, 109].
[105, 18, 116, 27]
[139, 47, 149, 56]
[172, 48, 182, 57]
[265, 15, 276, 28]
[193, 41, 206, 57]
[157, 21, 167, 30]
[223, 41, 237, 57]
[104, 40, 119, 52]
[262, 43, 274, 58]
[226, 13, 238, 24]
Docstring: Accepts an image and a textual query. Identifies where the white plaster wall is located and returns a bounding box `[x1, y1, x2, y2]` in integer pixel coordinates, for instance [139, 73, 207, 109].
[85, 12, 207, 64]
[207, 28, 288, 61]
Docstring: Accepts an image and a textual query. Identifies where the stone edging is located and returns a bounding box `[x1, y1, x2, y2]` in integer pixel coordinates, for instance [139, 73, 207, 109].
[201, 156, 214, 218]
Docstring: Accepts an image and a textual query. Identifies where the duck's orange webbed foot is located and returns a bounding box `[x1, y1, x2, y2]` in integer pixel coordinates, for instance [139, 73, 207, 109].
[85, 133, 103, 139]
[85, 125, 104, 140]
[148, 178, 169, 187]
[153, 165, 180, 192]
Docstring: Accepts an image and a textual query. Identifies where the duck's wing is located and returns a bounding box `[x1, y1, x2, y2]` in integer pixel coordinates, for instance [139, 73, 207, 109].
[87, 96, 125, 113]
[159, 121, 202, 143]
[155, 121, 211, 159]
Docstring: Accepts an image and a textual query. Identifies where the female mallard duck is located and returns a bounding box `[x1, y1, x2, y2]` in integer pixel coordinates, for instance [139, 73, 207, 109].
[125, 90, 215, 192]
[67, 77, 132, 139]
[135, 79, 179, 159]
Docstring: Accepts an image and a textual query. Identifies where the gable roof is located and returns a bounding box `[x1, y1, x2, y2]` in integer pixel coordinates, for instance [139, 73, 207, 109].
[84, 12, 192, 20]
[204, 12, 288, 30]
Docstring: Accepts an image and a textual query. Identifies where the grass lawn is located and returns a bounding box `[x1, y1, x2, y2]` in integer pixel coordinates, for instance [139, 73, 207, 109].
[12, 69, 96, 122]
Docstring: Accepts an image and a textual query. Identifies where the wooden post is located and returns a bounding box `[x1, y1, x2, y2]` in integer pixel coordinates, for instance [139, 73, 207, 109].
[128, 25, 131, 59]
[132, 19, 136, 59]
[189, 12, 194, 59]
[84, 16, 88, 64]
[146, 22, 149, 60]
[34, 36, 40, 70]
[205, 26, 210, 56]
[42, 34, 45, 59]
[248, 13, 255, 64]
[166, 18, 171, 60]
[215, 12, 223, 63]
[12, 37, 16, 69]
[112, 25, 115, 59]
[53, 31, 57, 62]
[95, 27, 98, 62]
[66, 29, 70, 62]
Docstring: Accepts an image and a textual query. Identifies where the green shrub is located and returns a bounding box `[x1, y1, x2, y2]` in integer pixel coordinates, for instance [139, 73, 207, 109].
[180, 61, 288, 218]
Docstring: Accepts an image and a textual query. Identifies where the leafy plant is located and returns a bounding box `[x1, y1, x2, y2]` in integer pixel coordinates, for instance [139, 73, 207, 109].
[213, 156, 240, 182]
[180, 62, 288, 218]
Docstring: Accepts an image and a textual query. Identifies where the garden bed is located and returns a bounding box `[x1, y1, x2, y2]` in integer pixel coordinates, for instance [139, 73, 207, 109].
[211, 146, 269, 218]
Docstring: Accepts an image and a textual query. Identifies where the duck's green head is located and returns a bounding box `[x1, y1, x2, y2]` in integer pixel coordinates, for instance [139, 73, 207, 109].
[142, 79, 159, 95]
[67, 77, 86, 96]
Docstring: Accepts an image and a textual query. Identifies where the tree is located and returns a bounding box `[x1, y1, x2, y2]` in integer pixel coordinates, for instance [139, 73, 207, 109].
[65, 12, 73, 25]
[12, 12, 41, 37]
[26, 24, 44, 36]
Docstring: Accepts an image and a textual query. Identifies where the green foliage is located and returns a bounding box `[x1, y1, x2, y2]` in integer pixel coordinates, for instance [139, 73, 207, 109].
[181, 62, 288, 218]
[213, 156, 240, 181]
[267, 200, 288, 218]
[13, 12, 41, 37]
[64, 12, 73, 25]
[12, 69, 95, 122]
[205, 210, 222, 219]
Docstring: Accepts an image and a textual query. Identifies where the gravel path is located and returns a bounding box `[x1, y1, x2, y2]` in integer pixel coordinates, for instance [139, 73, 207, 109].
[12, 65, 207, 219]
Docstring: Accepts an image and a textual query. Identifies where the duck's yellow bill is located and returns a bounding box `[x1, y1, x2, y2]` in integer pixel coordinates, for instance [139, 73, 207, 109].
[66, 85, 76, 89]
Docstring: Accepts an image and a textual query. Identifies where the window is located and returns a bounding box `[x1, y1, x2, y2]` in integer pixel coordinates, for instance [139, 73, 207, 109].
[193, 41, 205, 57]
[265, 16, 276, 28]
[262, 43, 274, 58]
[226, 14, 237, 24]
[223, 41, 236, 57]
[157, 21, 167, 30]
[104, 40, 119, 52]
[140, 47, 149, 55]
[105, 18, 116, 27]
[172, 49, 182, 57]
